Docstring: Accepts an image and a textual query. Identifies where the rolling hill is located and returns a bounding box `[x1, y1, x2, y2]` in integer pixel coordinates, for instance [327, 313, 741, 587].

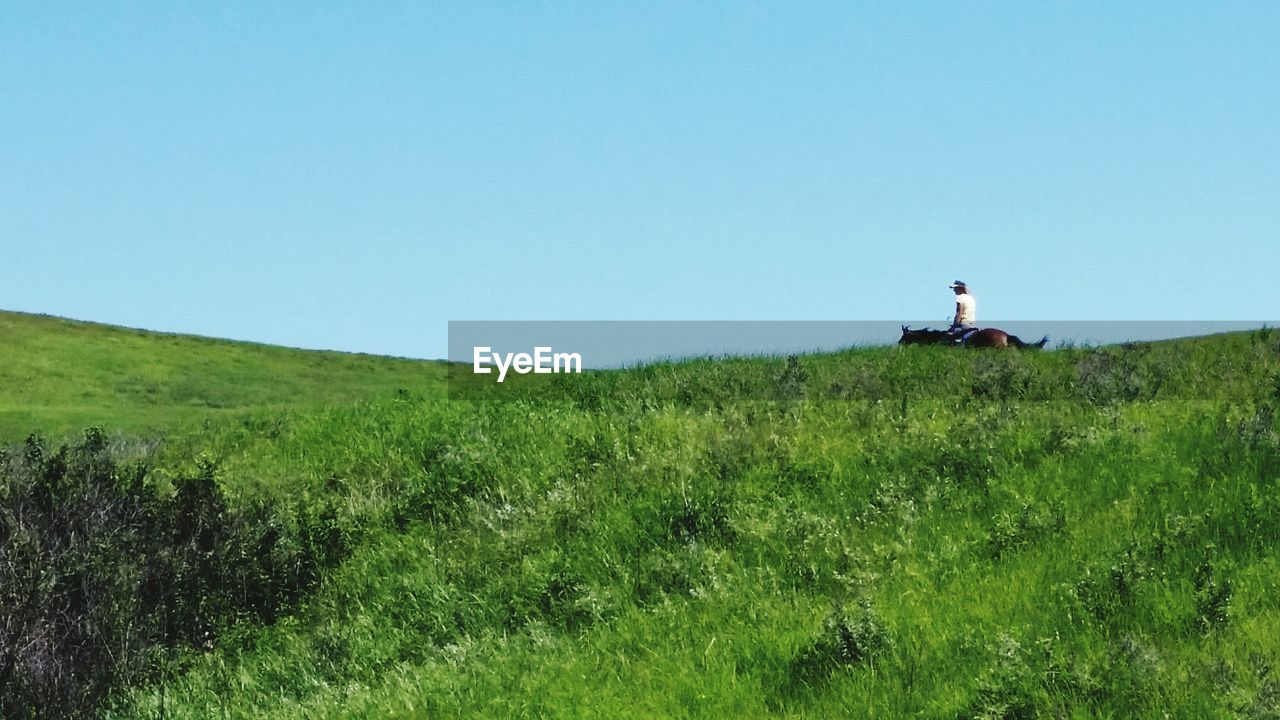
[0, 310, 445, 442]
[2, 314, 1279, 718]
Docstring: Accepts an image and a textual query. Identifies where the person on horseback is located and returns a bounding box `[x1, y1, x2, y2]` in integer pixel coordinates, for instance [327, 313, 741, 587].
[947, 280, 976, 344]
[900, 283, 1046, 348]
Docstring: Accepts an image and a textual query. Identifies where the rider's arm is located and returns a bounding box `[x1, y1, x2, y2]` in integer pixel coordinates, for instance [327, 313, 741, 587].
[954, 301, 962, 326]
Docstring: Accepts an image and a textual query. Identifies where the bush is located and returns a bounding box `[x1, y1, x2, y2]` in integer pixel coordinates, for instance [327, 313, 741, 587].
[0, 430, 341, 719]
[987, 501, 1065, 560]
[773, 355, 809, 402]
[969, 634, 1041, 720]
[1193, 561, 1233, 631]
[789, 600, 892, 689]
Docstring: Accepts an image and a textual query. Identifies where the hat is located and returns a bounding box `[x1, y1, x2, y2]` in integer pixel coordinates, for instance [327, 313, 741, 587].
[949, 280, 967, 289]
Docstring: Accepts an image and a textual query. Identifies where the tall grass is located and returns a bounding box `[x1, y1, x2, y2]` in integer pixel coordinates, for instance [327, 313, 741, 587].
[87, 330, 1280, 718]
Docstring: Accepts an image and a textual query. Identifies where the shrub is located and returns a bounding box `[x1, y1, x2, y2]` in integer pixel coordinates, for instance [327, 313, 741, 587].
[773, 355, 809, 402]
[970, 634, 1040, 720]
[789, 600, 892, 689]
[971, 353, 1037, 401]
[0, 430, 339, 719]
[1193, 561, 1233, 631]
[1074, 349, 1144, 405]
[987, 501, 1064, 560]
[1073, 548, 1150, 624]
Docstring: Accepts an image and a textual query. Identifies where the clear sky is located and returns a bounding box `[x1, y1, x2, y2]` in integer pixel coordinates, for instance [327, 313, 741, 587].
[3, 2, 1277, 359]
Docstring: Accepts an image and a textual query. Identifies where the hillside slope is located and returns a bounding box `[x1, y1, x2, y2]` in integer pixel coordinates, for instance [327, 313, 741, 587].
[0, 310, 445, 441]
[95, 329, 1280, 719]
[3, 319, 1279, 718]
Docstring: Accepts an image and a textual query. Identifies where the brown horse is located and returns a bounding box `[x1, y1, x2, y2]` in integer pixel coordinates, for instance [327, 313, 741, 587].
[898, 325, 1048, 349]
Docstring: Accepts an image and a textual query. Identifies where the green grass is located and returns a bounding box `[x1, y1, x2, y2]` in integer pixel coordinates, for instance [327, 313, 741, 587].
[0, 310, 446, 442]
[4, 312, 1280, 718]
[107, 391, 1280, 718]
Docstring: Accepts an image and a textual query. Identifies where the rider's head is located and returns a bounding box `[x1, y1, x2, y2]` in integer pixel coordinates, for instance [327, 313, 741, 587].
[949, 280, 968, 295]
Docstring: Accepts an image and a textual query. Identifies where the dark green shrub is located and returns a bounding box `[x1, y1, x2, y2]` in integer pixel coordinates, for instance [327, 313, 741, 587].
[773, 355, 809, 402]
[499, 550, 602, 632]
[968, 634, 1041, 720]
[789, 600, 892, 689]
[1074, 349, 1144, 405]
[632, 547, 701, 604]
[1073, 548, 1149, 624]
[1193, 561, 1232, 631]
[395, 436, 497, 524]
[971, 353, 1037, 401]
[0, 430, 339, 719]
[987, 501, 1064, 560]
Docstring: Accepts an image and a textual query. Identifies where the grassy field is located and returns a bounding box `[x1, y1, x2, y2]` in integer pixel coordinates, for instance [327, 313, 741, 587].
[3, 313, 1279, 718]
[0, 310, 445, 442]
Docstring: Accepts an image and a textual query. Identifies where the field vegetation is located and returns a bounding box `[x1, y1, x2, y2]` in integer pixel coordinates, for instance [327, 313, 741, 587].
[0, 311, 443, 442]
[2, 312, 1279, 718]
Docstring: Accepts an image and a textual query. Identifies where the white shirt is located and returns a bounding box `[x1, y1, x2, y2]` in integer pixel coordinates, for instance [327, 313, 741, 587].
[955, 293, 976, 325]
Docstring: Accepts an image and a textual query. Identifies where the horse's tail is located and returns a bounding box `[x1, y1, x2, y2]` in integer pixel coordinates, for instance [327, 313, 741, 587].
[1008, 334, 1049, 350]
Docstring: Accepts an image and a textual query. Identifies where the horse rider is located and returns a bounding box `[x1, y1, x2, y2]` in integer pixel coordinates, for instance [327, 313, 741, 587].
[947, 280, 976, 343]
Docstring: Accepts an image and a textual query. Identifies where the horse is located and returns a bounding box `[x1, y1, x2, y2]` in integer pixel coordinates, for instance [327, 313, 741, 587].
[898, 325, 1049, 349]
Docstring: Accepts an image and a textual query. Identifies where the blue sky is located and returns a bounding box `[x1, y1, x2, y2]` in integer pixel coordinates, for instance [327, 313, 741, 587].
[3, 2, 1277, 358]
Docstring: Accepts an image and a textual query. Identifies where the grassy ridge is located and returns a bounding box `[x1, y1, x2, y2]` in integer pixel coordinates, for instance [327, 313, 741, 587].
[0, 310, 445, 441]
[3, 315, 1278, 717]
[86, 329, 1280, 718]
